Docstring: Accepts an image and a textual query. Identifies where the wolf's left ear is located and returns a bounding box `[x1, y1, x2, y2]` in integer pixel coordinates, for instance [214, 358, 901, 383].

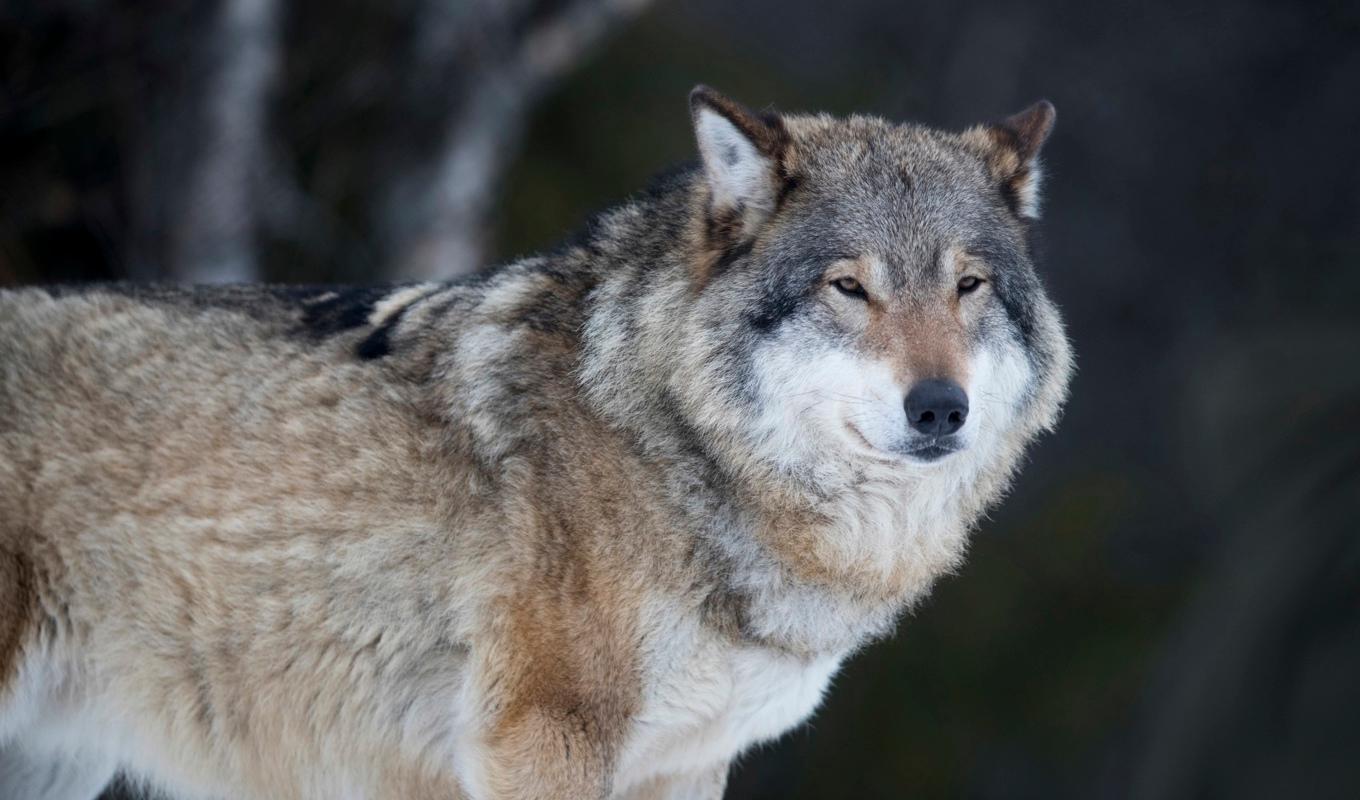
[965, 100, 1056, 219]
[690, 85, 790, 243]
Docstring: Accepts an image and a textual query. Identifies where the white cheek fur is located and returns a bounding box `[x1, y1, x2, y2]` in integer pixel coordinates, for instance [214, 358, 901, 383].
[747, 340, 902, 473]
[963, 341, 1034, 450]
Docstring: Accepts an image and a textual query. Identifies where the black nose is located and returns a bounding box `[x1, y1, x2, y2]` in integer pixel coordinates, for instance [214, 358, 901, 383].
[905, 379, 969, 436]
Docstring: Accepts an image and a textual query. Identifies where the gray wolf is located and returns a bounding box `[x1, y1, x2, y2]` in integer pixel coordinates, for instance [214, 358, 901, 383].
[0, 86, 1072, 799]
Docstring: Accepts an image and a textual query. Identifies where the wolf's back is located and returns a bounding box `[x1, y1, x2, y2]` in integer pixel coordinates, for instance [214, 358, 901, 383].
[2, 287, 303, 464]
[0, 284, 445, 570]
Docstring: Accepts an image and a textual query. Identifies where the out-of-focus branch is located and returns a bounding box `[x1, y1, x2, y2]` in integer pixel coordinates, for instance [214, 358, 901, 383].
[384, 0, 652, 281]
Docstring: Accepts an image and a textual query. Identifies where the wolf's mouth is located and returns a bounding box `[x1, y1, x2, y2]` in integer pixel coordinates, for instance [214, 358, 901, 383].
[843, 421, 962, 464]
[901, 439, 962, 462]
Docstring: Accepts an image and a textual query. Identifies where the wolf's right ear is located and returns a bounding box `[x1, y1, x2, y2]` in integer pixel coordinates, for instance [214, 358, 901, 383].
[964, 100, 1056, 220]
[689, 86, 789, 247]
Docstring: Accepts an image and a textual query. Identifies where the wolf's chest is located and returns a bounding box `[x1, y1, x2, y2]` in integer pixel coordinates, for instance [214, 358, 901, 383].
[615, 642, 842, 786]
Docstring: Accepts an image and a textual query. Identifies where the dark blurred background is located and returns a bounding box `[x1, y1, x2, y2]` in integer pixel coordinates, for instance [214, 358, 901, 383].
[4, 0, 1359, 798]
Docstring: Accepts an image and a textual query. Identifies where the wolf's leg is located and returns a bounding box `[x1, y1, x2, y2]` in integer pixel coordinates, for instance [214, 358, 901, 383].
[0, 742, 117, 800]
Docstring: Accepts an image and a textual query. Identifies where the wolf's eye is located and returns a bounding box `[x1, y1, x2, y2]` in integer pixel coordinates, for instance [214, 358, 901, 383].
[831, 276, 868, 300]
[957, 275, 985, 294]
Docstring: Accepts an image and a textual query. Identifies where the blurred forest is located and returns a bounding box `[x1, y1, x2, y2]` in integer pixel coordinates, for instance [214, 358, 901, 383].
[3, 0, 1360, 798]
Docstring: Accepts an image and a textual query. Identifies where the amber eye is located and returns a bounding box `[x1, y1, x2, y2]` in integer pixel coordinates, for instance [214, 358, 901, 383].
[831, 276, 868, 300]
[957, 275, 985, 294]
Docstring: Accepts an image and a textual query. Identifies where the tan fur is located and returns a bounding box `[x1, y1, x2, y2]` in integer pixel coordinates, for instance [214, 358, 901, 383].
[867, 303, 969, 387]
[754, 502, 916, 606]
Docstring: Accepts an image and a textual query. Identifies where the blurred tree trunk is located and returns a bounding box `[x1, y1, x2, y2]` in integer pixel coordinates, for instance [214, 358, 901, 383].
[128, 0, 279, 283]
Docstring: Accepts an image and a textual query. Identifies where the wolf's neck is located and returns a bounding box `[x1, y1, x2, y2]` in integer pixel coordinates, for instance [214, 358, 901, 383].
[699, 463, 977, 655]
[598, 401, 954, 655]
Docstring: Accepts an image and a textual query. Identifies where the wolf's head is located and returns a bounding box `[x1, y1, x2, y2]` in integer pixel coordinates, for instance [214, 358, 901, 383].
[651, 87, 1072, 501]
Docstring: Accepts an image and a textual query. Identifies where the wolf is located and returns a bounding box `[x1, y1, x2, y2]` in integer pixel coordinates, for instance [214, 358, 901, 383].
[0, 86, 1072, 799]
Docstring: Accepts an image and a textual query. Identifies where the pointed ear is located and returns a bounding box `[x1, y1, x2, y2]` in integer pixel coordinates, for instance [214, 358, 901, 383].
[964, 100, 1056, 219]
[689, 85, 789, 240]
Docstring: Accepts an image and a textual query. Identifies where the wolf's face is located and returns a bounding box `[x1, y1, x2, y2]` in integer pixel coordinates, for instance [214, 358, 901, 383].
[678, 89, 1070, 489]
